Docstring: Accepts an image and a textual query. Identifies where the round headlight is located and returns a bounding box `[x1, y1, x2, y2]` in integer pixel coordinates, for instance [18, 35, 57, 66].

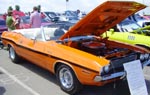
[103, 65, 110, 73]
[140, 54, 145, 61]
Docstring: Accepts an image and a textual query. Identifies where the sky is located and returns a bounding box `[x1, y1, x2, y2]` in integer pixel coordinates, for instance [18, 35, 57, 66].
[0, 0, 149, 14]
[0, 0, 106, 14]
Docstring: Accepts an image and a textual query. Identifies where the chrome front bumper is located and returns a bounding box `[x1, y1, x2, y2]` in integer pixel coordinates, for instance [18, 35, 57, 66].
[94, 59, 150, 82]
[94, 71, 126, 82]
[94, 60, 150, 82]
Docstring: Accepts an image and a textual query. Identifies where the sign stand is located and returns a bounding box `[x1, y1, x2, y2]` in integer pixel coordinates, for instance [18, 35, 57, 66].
[123, 60, 148, 95]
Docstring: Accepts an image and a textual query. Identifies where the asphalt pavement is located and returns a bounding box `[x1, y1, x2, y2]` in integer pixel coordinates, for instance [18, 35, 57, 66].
[0, 49, 150, 95]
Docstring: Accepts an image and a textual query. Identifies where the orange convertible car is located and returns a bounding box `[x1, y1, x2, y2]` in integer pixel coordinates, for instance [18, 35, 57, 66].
[1, 1, 150, 94]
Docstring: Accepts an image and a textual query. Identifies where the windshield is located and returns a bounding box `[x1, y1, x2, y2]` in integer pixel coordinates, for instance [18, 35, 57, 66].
[42, 24, 73, 41]
[42, 23, 74, 41]
[44, 12, 57, 18]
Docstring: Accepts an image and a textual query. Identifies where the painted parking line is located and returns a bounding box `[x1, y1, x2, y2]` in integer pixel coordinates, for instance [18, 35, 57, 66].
[0, 72, 30, 85]
[0, 67, 40, 95]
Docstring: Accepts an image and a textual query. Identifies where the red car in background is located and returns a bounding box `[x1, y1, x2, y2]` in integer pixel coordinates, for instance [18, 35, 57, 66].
[0, 15, 3, 19]
[0, 19, 7, 35]
[0, 18, 7, 48]
[20, 16, 53, 29]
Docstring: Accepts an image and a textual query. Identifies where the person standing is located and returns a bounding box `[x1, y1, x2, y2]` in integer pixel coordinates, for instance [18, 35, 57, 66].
[30, 6, 41, 28]
[6, 10, 16, 31]
[13, 5, 25, 29]
[76, 9, 82, 19]
[13, 5, 25, 17]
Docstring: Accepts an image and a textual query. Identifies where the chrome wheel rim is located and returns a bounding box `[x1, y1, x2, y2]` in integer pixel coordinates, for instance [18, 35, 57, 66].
[10, 47, 15, 60]
[59, 68, 73, 89]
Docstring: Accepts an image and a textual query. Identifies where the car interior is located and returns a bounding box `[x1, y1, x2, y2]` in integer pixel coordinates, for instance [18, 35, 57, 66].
[13, 27, 66, 41]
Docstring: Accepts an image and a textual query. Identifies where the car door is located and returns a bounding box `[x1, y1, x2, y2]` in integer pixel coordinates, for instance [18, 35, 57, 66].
[17, 29, 48, 69]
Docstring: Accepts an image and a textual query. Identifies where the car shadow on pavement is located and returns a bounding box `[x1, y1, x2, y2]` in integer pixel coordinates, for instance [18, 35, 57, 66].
[20, 61, 58, 85]
[19, 61, 150, 95]
[20, 61, 131, 95]
[0, 86, 6, 95]
[76, 80, 130, 95]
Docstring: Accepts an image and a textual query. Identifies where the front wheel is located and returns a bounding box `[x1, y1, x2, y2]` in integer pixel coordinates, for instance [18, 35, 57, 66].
[56, 64, 82, 95]
[9, 46, 20, 63]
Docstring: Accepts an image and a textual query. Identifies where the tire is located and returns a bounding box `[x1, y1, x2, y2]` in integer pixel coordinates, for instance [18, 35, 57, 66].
[56, 64, 82, 95]
[9, 46, 20, 63]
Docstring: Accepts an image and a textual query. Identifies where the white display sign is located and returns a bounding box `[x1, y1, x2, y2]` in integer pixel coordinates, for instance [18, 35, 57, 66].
[123, 60, 148, 95]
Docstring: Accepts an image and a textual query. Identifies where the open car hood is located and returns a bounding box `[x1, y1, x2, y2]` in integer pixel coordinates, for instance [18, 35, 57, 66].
[60, 1, 146, 40]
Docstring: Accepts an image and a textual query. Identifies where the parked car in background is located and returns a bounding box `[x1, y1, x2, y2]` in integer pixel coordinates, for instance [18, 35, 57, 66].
[52, 21, 74, 30]
[115, 18, 142, 32]
[0, 18, 7, 48]
[0, 19, 7, 35]
[43, 11, 79, 23]
[104, 22, 150, 50]
[43, 11, 60, 22]
[128, 13, 150, 27]
[20, 16, 52, 29]
[1, 1, 150, 94]
[64, 10, 78, 20]
[43, 11, 70, 22]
